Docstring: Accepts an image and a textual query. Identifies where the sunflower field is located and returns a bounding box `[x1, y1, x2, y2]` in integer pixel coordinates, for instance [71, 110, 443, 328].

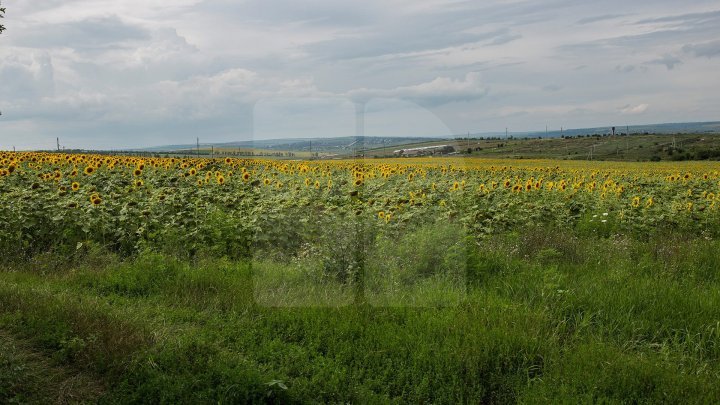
[1, 151, 719, 262]
[4, 151, 720, 402]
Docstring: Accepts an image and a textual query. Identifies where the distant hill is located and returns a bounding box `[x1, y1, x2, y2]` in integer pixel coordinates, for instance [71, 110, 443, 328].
[140, 136, 445, 153]
[517, 121, 720, 139]
[138, 121, 720, 153]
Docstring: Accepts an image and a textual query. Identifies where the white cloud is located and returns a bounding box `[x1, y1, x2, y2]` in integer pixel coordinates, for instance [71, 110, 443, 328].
[347, 72, 487, 105]
[620, 103, 649, 115]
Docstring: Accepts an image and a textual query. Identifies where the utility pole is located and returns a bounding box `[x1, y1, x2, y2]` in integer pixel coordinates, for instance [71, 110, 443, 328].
[196, 137, 200, 158]
[211, 145, 214, 159]
[505, 127, 508, 140]
[57, 137, 60, 152]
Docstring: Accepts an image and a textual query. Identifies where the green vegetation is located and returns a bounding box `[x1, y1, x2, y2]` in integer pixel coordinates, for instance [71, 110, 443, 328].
[2, 152, 720, 402]
[2, 226, 720, 403]
[363, 132, 720, 161]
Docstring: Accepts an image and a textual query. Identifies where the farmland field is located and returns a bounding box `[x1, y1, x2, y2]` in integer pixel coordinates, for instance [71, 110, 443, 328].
[2, 151, 720, 402]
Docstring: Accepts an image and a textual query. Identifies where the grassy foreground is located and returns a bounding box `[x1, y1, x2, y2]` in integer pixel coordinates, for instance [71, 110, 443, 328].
[2, 228, 720, 403]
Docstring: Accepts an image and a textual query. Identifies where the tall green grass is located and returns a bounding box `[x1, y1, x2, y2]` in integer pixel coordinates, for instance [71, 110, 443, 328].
[1, 226, 720, 403]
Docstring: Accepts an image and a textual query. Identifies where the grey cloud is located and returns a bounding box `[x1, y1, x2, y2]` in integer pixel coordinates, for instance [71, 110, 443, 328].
[486, 32, 522, 46]
[303, 26, 516, 61]
[13, 16, 150, 50]
[682, 40, 720, 58]
[0, 54, 55, 100]
[542, 84, 562, 92]
[615, 65, 635, 73]
[292, 1, 548, 61]
[559, 9, 720, 56]
[636, 9, 720, 25]
[198, 0, 379, 28]
[644, 54, 682, 69]
[576, 14, 626, 25]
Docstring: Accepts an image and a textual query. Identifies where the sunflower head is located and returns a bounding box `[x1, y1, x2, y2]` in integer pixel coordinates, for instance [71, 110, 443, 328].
[84, 166, 95, 175]
[135, 179, 144, 187]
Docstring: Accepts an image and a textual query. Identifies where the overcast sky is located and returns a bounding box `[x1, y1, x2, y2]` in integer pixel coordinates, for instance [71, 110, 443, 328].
[1, 0, 720, 150]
